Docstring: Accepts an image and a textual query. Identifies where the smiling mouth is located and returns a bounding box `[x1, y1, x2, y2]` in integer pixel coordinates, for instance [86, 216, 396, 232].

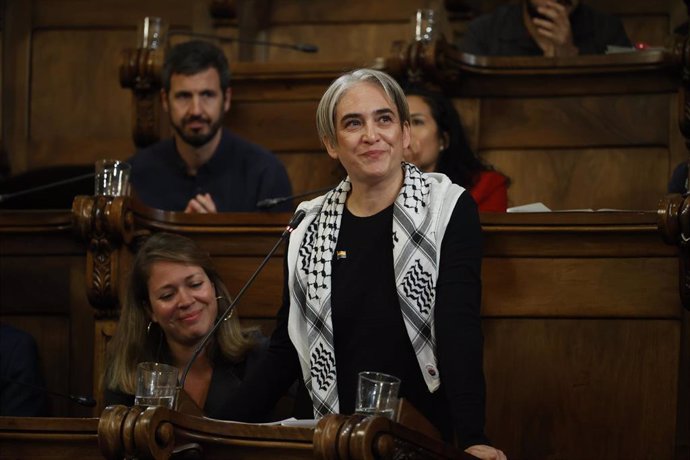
[179, 310, 202, 322]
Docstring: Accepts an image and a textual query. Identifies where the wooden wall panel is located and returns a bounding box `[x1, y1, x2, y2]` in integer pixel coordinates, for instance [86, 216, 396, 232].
[483, 147, 668, 209]
[478, 94, 669, 149]
[264, 24, 411, 63]
[277, 152, 344, 193]
[482, 257, 678, 317]
[33, 0, 209, 29]
[226, 100, 321, 151]
[29, 30, 132, 140]
[0, 224, 93, 417]
[267, 0, 441, 23]
[483, 318, 679, 460]
[622, 16, 672, 47]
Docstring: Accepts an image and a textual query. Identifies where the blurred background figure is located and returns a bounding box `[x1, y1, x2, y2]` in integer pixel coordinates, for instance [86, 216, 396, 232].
[103, 232, 265, 417]
[128, 40, 292, 213]
[404, 85, 508, 212]
[461, 0, 631, 57]
[0, 323, 50, 416]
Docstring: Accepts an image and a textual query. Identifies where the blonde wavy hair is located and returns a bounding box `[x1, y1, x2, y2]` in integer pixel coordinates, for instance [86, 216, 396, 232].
[103, 232, 257, 395]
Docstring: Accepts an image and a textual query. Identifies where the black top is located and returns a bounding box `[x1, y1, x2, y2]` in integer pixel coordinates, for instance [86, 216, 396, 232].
[461, 3, 631, 56]
[103, 337, 267, 419]
[219, 191, 488, 448]
[128, 128, 293, 212]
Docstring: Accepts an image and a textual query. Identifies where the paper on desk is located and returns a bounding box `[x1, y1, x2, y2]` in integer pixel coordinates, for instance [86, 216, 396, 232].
[507, 202, 551, 213]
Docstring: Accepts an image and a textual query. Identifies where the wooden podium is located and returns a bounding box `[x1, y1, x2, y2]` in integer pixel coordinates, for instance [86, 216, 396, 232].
[1, 404, 469, 460]
[95, 403, 467, 460]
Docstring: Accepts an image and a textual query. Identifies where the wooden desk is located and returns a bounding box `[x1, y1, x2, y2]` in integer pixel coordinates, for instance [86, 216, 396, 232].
[1, 199, 686, 458]
[96, 404, 467, 460]
[68, 197, 688, 459]
[0, 416, 100, 460]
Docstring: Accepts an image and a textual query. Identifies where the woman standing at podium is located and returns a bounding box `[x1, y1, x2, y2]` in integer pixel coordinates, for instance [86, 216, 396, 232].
[102, 233, 263, 417]
[223, 69, 505, 459]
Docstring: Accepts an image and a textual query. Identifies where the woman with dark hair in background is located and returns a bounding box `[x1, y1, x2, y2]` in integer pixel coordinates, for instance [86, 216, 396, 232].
[404, 85, 508, 212]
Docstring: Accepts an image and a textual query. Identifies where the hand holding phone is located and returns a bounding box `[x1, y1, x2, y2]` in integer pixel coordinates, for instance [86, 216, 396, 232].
[526, 0, 578, 57]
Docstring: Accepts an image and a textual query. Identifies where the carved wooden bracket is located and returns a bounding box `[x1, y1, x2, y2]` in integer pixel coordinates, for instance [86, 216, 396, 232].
[72, 195, 135, 318]
[99, 405, 175, 460]
[658, 194, 690, 310]
[120, 48, 164, 148]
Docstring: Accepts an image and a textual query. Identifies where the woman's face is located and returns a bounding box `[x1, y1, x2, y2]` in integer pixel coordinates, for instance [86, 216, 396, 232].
[324, 82, 410, 186]
[405, 95, 443, 173]
[147, 260, 218, 349]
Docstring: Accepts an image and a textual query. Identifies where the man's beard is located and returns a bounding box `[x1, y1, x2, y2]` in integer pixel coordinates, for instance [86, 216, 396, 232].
[171, 115, 223, 148]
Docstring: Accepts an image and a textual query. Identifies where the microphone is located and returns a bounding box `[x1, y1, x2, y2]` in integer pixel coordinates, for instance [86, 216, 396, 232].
[178, 209, 307, 391]
[166, 30, 318, 53]
[0, 172, 95, 203]
[0, 376, 97, 407]
[257, 185, 335, 210]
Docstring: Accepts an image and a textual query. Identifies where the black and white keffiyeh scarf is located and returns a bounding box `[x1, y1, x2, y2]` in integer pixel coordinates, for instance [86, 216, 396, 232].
[286, 163, 463, 417]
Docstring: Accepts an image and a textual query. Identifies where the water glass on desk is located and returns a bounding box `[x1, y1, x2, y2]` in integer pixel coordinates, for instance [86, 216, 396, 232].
[355, 371, 400, 420]
[135, 362, 178, 409]
[94, 159, 131, 196]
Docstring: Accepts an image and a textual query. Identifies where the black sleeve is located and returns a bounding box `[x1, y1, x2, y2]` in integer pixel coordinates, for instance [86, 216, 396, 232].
[434, 192, 490, 448]
[214, 247, 302, 421]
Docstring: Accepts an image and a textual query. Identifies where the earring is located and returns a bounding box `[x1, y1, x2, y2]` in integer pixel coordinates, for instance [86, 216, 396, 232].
[146, 321, 152, 335]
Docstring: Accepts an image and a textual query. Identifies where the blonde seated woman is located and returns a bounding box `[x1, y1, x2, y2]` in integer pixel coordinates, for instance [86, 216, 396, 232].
[103, 232, 264, 417]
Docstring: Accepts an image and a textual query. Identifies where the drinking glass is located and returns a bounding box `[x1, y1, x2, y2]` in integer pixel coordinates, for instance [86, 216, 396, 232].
[414, 8, 437, 43]
[134, 362, 178, 408]
[94, 159, 131, 196]
[138, 16, 166, 50]
[355, 371, 400, 420]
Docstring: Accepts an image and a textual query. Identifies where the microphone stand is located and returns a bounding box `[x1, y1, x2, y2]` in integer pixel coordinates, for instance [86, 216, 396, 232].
[0, 376, 96, 407]
[176, 210, 306, 402]
[256, 185, 335, 210]
[0, 172, 95, 204]
[166, 30, 319, 53]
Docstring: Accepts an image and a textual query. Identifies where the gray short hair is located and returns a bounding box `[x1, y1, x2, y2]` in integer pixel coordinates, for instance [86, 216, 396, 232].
[316, 68, 410, 148]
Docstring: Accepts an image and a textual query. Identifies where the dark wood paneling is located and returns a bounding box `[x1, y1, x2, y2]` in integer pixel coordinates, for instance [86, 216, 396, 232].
[226, 100, 320, 151]
[0, 221, 93, 417]
[30, 31, 132, 141]
[263, 24, 410, 62]
[481, 148, 672, 210]
[482, 257, 678, 317]
[479, 95, 669, 149]
[483, 147, 668, 210]
[483, 318, 679, 460]
[622, 15, 671, 46]
[267, 0, 431, 24]
[32, 0, 201, 28]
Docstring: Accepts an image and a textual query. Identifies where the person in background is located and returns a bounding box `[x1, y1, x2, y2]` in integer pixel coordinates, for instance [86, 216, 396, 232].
[129, 40, 292, 213]
[461, 0, 631, 57]
[668, 161, 689, 194]
[0, 323, 50, 416]
[103, 232, 263, 417]
[221, 68, 506, 460]
[404, 85, 507, 212]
